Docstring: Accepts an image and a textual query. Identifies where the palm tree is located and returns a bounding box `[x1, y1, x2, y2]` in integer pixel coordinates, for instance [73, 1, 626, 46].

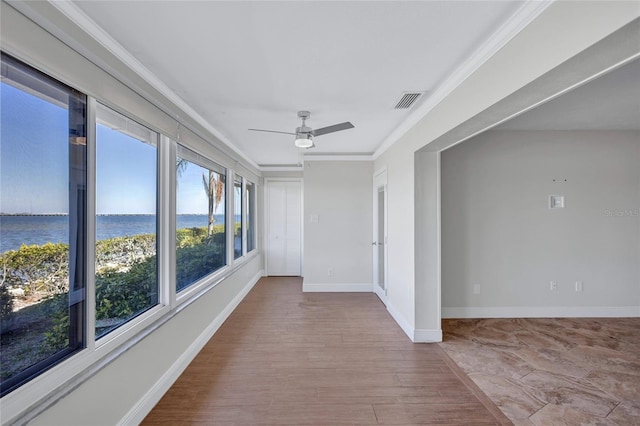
[202, 170, 224, 236]
[176, 158, 224, 237]
[176, 158, 188, 179]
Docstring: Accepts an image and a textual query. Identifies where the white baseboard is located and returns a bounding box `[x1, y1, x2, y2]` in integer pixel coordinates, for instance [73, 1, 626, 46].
[119, 270, 263, 426]
[302, 282, 373, 292]
[413, 328, 443, 343]
[386, 302, 414, 341]
[442, 305, 640, 319]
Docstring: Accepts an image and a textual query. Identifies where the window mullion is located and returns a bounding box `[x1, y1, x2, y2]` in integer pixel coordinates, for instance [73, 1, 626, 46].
[85, 97, 97, 350]
[242, 178, 248, 257]
[159, 135, 176, 308]
[227, 171, 235, 265]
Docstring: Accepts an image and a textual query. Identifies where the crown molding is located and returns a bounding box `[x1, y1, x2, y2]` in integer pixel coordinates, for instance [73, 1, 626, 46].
[28, 0, 260, 171]
[258, 165, 304, 172]
[303, 154, 373, 162]
[373, 0, 554, 160]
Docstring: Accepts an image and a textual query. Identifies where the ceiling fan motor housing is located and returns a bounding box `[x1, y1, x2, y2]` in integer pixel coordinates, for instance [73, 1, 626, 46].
[296, 125, 313, 135]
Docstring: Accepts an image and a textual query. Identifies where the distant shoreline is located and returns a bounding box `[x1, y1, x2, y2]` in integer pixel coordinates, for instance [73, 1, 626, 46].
[0, 213, 69, 217]
[1, 213, 209, 216]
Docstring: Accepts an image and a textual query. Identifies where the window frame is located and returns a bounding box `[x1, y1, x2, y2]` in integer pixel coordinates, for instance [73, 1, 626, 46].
[0, 46, 260, 424]
[0, 52, 88, 397]
[233, 174, 244, 260]
[245, 179, 257, 255]
[93, 102, 163, 342]
[174, 143, 231, 304]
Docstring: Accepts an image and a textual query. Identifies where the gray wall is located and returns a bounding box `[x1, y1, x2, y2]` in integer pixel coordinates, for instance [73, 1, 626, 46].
[441, 130, 640, 316]
[303, 161, 373, 289]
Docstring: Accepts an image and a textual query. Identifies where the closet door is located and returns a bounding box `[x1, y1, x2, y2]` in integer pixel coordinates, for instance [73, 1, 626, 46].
[266, 180, 302, 276]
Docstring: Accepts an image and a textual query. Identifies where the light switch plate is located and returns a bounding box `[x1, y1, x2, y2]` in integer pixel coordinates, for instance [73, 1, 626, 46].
[549, 195, 565, 209]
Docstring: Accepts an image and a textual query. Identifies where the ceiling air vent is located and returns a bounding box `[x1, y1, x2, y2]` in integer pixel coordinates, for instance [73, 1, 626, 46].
[394, 92, 423, 109]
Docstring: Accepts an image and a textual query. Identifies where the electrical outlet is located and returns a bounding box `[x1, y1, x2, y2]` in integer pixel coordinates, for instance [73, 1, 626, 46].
[328, 267, 334, 276]
[473, 284, 481, 295]
[550, 281, 557, 291]
[575, 281, 583, 292]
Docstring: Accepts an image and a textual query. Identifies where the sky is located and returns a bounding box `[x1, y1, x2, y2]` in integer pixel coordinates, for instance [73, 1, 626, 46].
[96, 124, 157, 215]
[1, 81, 224, 215]
[1, 83, 69, 214]
[177, 160, 225, 215]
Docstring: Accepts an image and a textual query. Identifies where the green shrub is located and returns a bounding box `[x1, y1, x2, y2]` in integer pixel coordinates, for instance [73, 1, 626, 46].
[176, 235, 225, 291]
[95, 255, 158, 322]
[42, 294, 71, 353]
[0, 243, 69, 295]
[96, 234, 156, 272]
[0, 285, 14, 331]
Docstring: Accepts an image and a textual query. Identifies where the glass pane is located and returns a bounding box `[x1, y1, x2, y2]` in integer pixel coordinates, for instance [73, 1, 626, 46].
[95, 105, 158, 338]
[246, 182, 255, 252]
[176, 149, 226, 292]
[234, 178, 243, 259]
[1, 54, 86, 396]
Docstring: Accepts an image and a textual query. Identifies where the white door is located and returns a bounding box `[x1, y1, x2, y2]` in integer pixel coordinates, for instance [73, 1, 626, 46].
[266, 180, 302, 276]
[373, 171, 387, 302]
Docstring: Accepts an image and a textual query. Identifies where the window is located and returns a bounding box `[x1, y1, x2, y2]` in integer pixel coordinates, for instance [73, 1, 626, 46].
[95, 104, 158, 338]
[176, 145, 226, 292]
[246, 181, 256, 252]
[0, 54, 87, 395]
[0, 52, 257, 407]
[234, 176, 243, 259]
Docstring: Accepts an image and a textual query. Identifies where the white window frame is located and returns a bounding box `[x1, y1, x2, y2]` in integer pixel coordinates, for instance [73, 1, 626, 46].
[0, 35, 261, 426]
[174, 143, 232, 304]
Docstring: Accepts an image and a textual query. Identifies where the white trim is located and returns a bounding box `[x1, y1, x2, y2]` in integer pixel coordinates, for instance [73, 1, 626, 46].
[373, 0, 554, 159]
[386, 302, 414, 342]
[118, 270, 263, 426]
[302, 283, 373, 293]
[303, 154, 374, 162]
[436, 151, 442, 327]
[43, 1, 259, 171]
[258, 165, 303, 172]
[438, 53, 640, 154]
[442, 306, 640, 319]
[413, 329, 443, 343]
[86, 97, 97, 349]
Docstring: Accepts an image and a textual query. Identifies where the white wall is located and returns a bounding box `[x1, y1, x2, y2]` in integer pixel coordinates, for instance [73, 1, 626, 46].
[375, 144, 417, 337]
[375, 3, 639, 341]
[441, 130, 640, 317]
[303, 161, 373, 291]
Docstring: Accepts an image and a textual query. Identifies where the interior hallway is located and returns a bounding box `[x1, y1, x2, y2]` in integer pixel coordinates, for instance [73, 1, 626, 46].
[143, 277, 509, 425]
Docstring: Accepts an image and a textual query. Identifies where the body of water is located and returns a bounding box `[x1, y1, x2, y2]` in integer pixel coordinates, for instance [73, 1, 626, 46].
[0, 214, 227, 253]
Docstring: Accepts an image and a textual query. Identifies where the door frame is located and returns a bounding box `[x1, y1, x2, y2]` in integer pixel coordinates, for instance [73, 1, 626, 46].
[263, 178, 304, 276]
[373, 169, 388, 303]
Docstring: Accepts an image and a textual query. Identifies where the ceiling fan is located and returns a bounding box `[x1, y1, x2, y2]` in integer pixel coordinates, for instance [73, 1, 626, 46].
[248, 111, 354, 149]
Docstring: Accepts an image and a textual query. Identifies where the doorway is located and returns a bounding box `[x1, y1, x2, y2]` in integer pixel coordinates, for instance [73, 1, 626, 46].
[265, 179, 302, 276]
[373, 170, 387, 303]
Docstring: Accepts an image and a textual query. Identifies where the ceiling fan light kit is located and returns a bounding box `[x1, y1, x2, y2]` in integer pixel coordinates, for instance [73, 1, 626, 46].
[295, 133, 314, 148]
[249, 110, 354, 149]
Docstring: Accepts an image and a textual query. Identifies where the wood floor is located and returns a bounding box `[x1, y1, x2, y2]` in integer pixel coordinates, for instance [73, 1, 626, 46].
[143, 277, 509, 425]
[440, 318, 640, 425]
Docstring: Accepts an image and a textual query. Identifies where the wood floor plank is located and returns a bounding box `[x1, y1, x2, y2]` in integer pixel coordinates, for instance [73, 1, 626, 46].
[143, 277, 508, 425]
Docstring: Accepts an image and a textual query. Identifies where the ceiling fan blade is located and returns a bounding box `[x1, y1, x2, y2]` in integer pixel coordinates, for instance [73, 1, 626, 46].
[312, 122, 354, 137]
[248, 128, 296, 136]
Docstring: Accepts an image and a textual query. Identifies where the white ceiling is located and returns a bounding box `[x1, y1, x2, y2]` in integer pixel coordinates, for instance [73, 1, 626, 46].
[72, 1, 526, 166]
[497, 57, 640, 131]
